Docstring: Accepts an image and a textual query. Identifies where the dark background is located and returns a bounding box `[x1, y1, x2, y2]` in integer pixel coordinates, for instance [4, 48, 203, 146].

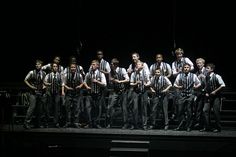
[1, 1, 235, 89]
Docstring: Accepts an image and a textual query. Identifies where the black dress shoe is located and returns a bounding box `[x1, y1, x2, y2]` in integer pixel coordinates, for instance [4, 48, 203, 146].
[213, 129, 221, 133]
[63, 123, 70, 128]
[199, 128, 211, 132]
[199, 128, 206, 132]
[186, 127, 191, 132]
[23, 123, 31, 129]
[143, 126, 148, 130]
[173, 127, 180, 131]
[73, 123, 80, 128]
[164, 125, 169, 130]
[130, 125, 134, 130]
[122, 124, 128, 129]
[39, 125, 44, 128]
[148, 125, 154, 130]
[194, 123, 200, 129]
[55, 123, 60, 128]
[84, 124, 91, 128]
[95, 124, 102, 129]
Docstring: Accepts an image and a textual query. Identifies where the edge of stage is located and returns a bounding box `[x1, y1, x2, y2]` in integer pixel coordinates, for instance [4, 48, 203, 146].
[1, 124, 236, 157]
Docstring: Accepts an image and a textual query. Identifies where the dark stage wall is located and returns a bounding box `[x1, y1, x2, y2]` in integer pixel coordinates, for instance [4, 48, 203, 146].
[1, 1, 236, 89]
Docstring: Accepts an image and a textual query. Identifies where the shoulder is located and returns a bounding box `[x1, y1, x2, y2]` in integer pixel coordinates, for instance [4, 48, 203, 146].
[214, 74, 222, 79]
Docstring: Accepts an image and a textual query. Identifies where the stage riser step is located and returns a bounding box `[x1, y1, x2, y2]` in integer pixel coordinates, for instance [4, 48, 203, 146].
[109, 148, 149, 157]
[109, 154, 148, 157]
[218, 117, 236, 120]
[221, 121, 236, 125]
[111, 140, 150, 148]
[109, 153, 149, 157]
[111, 143, 149, 148]
[222, 100, 236, 110]
[110, 140, 150, 157]
[110, 148, 149, 152]
[222, 92, 236, 100]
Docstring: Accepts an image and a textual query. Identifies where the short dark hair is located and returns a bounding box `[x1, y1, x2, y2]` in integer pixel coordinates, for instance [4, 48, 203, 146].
[206, 63, 215, 71]
[111, 58, 119, 66]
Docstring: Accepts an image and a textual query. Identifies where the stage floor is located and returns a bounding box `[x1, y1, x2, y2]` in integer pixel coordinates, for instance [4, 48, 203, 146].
[1, 124, 236, 157]
[1, 124, 236, 137]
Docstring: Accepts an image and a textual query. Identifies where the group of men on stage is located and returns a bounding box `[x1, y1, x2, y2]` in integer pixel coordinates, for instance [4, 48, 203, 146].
[23, 48, 225, 133]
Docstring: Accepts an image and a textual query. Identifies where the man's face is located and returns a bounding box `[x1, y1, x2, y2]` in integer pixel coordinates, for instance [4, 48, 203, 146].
[91, 62, 99, 70]
[132, 54, 139, 63]
[35, 62, 42, 70]
[54, 57, 60, 64]
[183, 65, 190, 73]
[97, 51, 103, 60]
[70, 64, 77, 73]
[156, 54, 163, 63]
[52, 63, 58, 72]
[206, 66, 213, 74]
[136, 62, 143, 70]
[196, 61, 204, 69]
[176, 52, 183, 60]
[110, 63, 117, 70]
[155, 69, 161, 76]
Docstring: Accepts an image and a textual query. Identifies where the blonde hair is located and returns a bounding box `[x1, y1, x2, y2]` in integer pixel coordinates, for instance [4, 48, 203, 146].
[91, 60, 99, 65]
[196, 58, 205, 64]
[175, 48, 184, 55]
[136, 60, 143, 65]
